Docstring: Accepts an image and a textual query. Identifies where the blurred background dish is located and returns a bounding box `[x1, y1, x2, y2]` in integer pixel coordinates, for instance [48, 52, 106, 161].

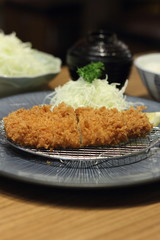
[66, 30, 132, 87]
[0, 73, 59, 98]
[0, 50, 61, 98]
[134, 53, 160, 101]
[0, 31, 61, 98]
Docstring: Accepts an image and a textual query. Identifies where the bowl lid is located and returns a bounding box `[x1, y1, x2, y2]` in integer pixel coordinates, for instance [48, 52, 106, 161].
[68, 30, 132, 59]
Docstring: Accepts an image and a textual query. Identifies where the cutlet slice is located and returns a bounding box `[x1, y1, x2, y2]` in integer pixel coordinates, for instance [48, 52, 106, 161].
[122, 107, 153, 138]
[75, 107, 129, 147]
[3, 103, 81, 149]
[75, 106, 152, 147]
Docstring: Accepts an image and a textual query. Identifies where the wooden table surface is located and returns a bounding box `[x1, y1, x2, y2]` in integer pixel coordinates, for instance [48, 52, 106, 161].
[1, 65, 160, 240]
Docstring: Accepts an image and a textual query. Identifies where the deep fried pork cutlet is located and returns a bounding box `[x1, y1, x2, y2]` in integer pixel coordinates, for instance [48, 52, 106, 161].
[3, 103, 152, 149]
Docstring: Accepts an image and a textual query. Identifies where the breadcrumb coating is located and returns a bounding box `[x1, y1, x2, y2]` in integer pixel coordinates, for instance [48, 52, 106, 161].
[75, 106, 152, 147]
[3, 103, 81, 149]
[3, 103, 152, 149]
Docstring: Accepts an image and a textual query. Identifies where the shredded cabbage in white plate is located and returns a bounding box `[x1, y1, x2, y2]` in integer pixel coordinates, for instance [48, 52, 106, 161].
[0, 31, 61, 77]
[46, 76, 131, 110]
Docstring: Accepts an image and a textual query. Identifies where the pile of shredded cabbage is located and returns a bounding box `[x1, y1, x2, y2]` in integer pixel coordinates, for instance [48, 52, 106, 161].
[0, 31, 61, 77]
[47, 76, 132, 110]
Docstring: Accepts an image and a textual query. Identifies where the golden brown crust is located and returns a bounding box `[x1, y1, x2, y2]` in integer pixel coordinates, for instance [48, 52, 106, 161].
[3, 104, 153, 149]
[75, 107, 128, 146]
[3, 103, 81, 149]
[121, 106, 152, 138]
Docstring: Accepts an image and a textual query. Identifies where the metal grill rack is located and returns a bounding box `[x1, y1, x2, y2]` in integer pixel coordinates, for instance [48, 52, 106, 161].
[1, 119, 160, 168]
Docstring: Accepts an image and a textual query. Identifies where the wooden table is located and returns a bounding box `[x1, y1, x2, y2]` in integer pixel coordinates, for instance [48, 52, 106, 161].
[1, 66, 160, 240]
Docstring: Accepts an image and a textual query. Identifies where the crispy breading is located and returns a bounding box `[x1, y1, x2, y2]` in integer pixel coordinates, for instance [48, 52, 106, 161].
[75, 107, 128, 146]
[3, 103, 81, 149]
[122, 107, 152, 138]
[75, 106, 152, 147]
[3, 103, 153, 149]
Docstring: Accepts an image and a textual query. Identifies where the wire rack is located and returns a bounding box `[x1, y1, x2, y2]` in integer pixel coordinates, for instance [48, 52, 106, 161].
[1, 120, 160, 168]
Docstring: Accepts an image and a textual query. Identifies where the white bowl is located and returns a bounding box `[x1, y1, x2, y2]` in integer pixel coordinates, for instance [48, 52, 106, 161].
[134, 53, 160, 101]
[0, 51, 61, 98]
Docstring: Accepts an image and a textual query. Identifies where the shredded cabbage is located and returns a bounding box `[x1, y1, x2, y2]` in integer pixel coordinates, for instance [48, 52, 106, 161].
[47, 76, 131, 110]
[0, 31, 61, 77]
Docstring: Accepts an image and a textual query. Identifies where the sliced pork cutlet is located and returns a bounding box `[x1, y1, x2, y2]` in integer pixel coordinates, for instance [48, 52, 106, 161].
[3, 103, 153, 150]
[75, 107, 129, 147]
[3, 103, 81, 149]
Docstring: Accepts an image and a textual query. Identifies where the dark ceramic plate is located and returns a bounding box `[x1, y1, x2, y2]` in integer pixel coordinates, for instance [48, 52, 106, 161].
[0, 91, 160, 188]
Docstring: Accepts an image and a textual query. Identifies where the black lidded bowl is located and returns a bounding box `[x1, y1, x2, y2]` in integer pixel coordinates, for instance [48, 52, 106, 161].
[66, 30, 133, 88]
